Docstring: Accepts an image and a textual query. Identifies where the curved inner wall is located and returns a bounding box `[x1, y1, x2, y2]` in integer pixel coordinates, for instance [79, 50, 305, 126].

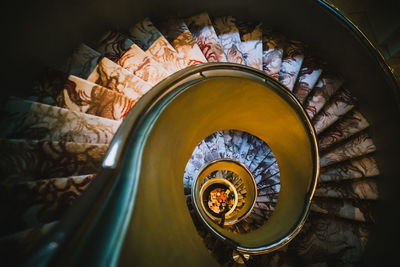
[193, 159, 258, 226]
[119, 76, 316, 264]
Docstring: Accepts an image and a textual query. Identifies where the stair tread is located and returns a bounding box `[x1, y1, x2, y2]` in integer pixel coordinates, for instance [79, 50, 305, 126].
[200, 140, 218, 164]
[0, 221, 57, 243]
[230, 130, 244, 160]
[313, 88, 357, 134]
[87, 57, 152, 99]
[279, 40, 305, 91]
[238, 133, 252, 163]
[31, 68, 68, 105]
[118, 43, 170, 85]
[315, 179, 378, 200]
[184, 143, 207, 187]
[289, 214, 369, 266]
[186, 13, 227, 63]
[0, 139, 106, 183]
[96, 31, 134, 63]
[222, 130, 233, 158]
[311, 197, 375, 223]
[320, 133, 376, 167]
[213, 16, 245, 64]
[256, 173, 280, 192]
[319, 156, 379, 183]
[203, 131, 226, 160]
[0, 98, 120, 144]
[305, 74, 343, 119]
[157, 18, 207, 65]
[62, 43, 101, 80]
[318, 109, 370, 151]
[242, 136, 263, 168]
[262, 28, 285, 80]
[252, 152, 276, 179]
[248, 141, 272, 172]
[0, 174, 95, 234]
[56, 75, 137, 121]
[0, 221, 57, 262]
[252, 206, 273, 218]
[237, 20, 263, 70]
[293, 56, 324, 104]
[31, 44, 102, 105]
[128, 18, 188, 73]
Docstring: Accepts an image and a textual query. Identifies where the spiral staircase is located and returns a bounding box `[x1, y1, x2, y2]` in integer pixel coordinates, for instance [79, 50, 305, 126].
[1, 0, 400, 266]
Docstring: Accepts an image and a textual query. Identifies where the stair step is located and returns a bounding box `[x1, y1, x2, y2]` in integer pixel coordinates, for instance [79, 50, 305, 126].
[213, 16, 245, 64]
[239, 134, 265, 169]
[185, 13, 227, 62]
[248, 248, 295, 267]
[237, 20, 263, 70]
[289, 214, 369, 266]
[56, 75, 136, 121]
[248, 141, 272, 172]
[31, 44, 102, 105]
[318, 109, 370, 151]
[252, 153, 277, 180]
[256, 192, 279, 204]
[257, 184, 280, 199]
[128, 18, 188, 73]
[279, 40, 305, 91]
[319, 156, 379, 183]
[184, 143, 207, 187]
[96, 31, 134, 62]
[238, 133, 252, 164]
[257, 174, 280, 192]
[0, 98, 120, 144]
[320, 133, 376, 167]
[31, 68, 68, 105]
[62, 43, 101, 80]
[243, 216, 264, 228]
[262, 28, 285, 79]
[313, 88, 357, 134]
[230, 130, 244, 160]
[0, 221, 57, 243]
[200, 140, 217, 164]
[222, 130, 233, 158]
[157, 18, 207, 65]
[305, 74, 343, 119]
[0, 139, 106, 183]
[311, 198, 375, 223]
[252, 205, 273, 218]
[203, 131, 226, 160]
[118, 43, 170, 85]
[293, 57, 324, 104]
[215, 131, 227, 159]
[0, 174, 95, 233]
[242, 136, 263, 168]
[231, 221, 252, 233]
[0, 221, 57, 263]
[87, 57, 152, 99]
[315, 179, 378, 200]
[254, 201, 276, 212]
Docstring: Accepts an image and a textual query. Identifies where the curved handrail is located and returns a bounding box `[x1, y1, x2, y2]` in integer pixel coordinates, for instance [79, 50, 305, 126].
[316, 0, 400, 110]
[22, 64, 217, 266]
[23, 63, 319, 265]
